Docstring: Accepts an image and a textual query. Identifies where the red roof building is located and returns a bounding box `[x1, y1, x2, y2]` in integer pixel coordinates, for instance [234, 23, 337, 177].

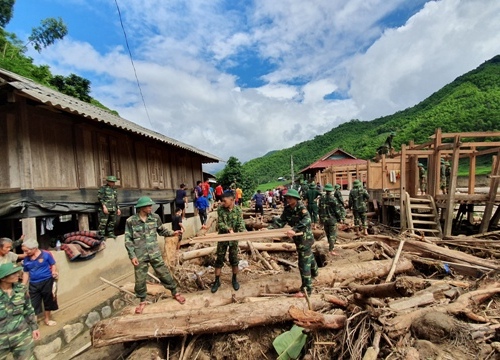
[299, 148, 367, 182]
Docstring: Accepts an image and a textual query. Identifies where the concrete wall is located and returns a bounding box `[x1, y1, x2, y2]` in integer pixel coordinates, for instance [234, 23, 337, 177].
[52, 215, 202, 306]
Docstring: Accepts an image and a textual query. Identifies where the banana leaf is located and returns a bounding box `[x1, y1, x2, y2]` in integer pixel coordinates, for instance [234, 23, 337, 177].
[273, 325, 307, 360]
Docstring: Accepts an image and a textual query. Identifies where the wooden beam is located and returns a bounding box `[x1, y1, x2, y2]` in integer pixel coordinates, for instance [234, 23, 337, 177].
[432, 128, 442, 197]
[400, 144, 407, 231]
[430, 131, 500, 139]
[479, 153, 500, 233]
[468, 146, 476, 195]
[443, 136, 460, 236]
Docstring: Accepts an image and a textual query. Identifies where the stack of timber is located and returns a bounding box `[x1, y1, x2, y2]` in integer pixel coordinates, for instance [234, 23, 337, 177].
[91, 223, 500, 360]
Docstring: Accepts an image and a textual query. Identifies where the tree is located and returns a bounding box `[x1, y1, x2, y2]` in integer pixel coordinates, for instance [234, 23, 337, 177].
[0, 0, 15, 29]
[49, 73, 92, 102]
[217, 156, 256, 202]
[28, 17, 67, 52]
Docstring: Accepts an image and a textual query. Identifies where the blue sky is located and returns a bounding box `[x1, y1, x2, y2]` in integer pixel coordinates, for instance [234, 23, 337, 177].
[6, 0, 500, 172]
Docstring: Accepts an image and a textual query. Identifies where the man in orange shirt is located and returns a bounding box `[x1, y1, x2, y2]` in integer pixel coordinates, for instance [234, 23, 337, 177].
[235, 187, 243, 206]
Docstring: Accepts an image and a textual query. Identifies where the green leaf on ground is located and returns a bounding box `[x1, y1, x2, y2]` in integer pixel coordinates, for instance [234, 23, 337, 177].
[273, 325, 307, 360]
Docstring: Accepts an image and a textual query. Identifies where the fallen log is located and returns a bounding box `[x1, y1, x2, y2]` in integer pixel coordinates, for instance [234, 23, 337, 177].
[351, 277, 425, 299]
[91, 296, 331, 347]
[119, 258, 414, 316]
[188, 228, 301, 244]
[288, 306, 346, 330]
[373, 235, 500, 270]
[163, 235, 179, 267]
[261, 251, 281, 271]
[387, 282, 500, 337]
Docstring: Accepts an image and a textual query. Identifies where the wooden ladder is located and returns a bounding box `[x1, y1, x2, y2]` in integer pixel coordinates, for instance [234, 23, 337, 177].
[405, 192, 442, 237]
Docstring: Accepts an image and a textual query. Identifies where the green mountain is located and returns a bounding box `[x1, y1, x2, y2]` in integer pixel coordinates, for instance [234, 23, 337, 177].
[242, 55, 500, 183]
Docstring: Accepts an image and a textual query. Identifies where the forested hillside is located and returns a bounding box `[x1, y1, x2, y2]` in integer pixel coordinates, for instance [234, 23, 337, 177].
[242, 55, 500, 183]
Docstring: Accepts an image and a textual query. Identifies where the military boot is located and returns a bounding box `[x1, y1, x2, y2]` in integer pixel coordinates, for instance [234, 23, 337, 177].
[211, 277, 221, 293]
[232, 274, 240, 291]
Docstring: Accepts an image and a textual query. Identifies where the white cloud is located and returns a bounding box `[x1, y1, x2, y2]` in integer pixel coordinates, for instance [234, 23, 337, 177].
[28, 0, 500, 167]
[349, 0, 500, 119]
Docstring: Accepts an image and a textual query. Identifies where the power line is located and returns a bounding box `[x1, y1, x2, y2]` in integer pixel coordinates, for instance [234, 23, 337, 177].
[113, 0, 154, 128]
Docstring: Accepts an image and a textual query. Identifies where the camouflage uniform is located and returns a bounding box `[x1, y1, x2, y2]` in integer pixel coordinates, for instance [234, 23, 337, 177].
[269, 202, 318, 295]
[125, 213, 178, 301]
[305, 187, 321, 224]
[97, 184, 119, 238]
[215, 205, 246, 268]
[0, 283, 38, 360]
[348, 186, 370, 230]
[319, 193, 345, 251]
[334, 188, 344, 207]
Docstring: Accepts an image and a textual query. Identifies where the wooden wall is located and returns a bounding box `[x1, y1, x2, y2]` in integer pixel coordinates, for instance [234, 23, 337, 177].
[0, 94, 207, 201]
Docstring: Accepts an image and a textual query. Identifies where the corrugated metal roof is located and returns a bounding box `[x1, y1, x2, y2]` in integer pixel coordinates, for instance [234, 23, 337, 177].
[0, 68, 222, 163]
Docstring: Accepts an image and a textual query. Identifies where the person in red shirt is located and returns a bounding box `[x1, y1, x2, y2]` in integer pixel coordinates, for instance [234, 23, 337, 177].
[201, 179, 210, 197]
[214, 184, 223, 202]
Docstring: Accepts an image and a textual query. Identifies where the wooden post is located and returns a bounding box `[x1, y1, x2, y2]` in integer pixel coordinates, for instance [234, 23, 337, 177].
[78, 214, 90, 231]
[381, 154, 386, 190]
[21, 218, 37, 240]
[468, 147, 476, 195]
[443, 136, 461, 236]
[347, 171, 353, 190]
[479, 153, 500, 233]
[400, 144, 407, 231]
[432, 128, 442, 197]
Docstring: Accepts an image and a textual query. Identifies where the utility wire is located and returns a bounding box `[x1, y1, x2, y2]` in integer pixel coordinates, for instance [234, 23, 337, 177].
[113, 0, 154, 128]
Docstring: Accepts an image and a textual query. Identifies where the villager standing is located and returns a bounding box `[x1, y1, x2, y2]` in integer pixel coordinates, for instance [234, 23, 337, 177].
[251, 190, 266, 217]
[0, 263, 40, 359]
[195, 195, 210, 229]
[0, 237, 24, 265]
[305, 184, 321, 229]
[21, 239, 59, 326]
[235, 187, 243, 206]
[269, 189, 318, 297]
[174, 184, 188, 219]
[418, 163, 427, 195]
[214, 183, 224, 203]
[97, 175, 121, 239]
[125, 197, 185, 314]
[319, 184, 346, 255]
[211, 191, 246, 293]
[348, 180, 370, 236]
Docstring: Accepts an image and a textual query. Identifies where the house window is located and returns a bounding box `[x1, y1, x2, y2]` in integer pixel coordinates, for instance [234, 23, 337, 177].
[148, 147, 164, 188]
[98, 134, 121, 184]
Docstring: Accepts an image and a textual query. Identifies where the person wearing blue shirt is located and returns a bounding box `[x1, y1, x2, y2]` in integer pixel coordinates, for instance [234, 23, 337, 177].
[195, 196, 210, 229]
[251, 190, 266, 217]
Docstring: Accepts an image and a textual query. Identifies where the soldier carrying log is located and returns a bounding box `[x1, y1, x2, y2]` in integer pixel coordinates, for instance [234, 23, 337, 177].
[211, 190, 246, 293]
[268, 189, 318, 298]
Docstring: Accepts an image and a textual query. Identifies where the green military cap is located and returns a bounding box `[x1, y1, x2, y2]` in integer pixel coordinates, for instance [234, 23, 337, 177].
[440, 158, 445, 163]
[0, 263, 23, 279]
[284, 189, 301, 199]
[135, 196, 155, 208]
[309, 183, 316, 189]
[334, 184, 341, 190]
[106, 175, 118, 182]
[353, 179, 362, 187]
[324, 183, 334, 192]
[444, 161, 450, 166]
[418, 163, 424, 167]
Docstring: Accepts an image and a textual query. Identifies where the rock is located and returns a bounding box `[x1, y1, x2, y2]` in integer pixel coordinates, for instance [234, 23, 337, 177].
[62, 323, 84, 343]
[85, 311, 101, 328]
[34, 337, 62, 360]
[112, 299, 125, 310]
[101, 305, 112, 318]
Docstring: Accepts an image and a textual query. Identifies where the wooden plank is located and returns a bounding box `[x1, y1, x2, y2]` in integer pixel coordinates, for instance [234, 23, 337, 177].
[409, 204, 433, 210]
[432, 128, 442, 197]
[17, 97, 34, 190]
[469, 146, 476, 195]
[400, 145, 407, 230]
[412, 220, 438, 225]
[429, 131, 500, 139]
[479, 152, 500, 233]
[189, 229, 303, 244]
[443, 135, 461, 236]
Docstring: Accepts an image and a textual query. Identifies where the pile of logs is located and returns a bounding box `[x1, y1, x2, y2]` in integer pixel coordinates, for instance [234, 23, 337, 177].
[91, 225, 500, 359]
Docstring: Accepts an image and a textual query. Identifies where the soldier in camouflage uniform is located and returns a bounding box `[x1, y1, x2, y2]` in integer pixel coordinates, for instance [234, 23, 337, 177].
[334, 184, 344, 208]
[125, 197, 185, 314]
[319, 184, 346, 255]
[211, 191, 246, 293]
[418, 163, 427, 195]
[348, 180, 370, 236]
[0, 263, 40, 360]
[97, 175, 121, 239]
[305, 184, 321, 228]
[440, 158, 447, 194]
[269, 189, 318, 297]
